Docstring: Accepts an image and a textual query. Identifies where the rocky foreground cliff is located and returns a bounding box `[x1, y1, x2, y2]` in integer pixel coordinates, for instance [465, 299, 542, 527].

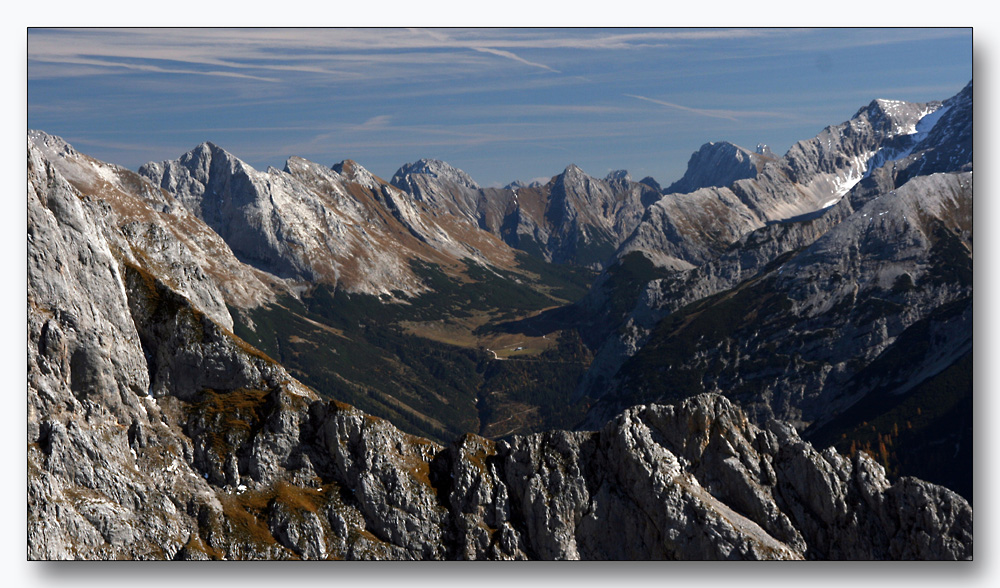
[27, 136, 972, 559]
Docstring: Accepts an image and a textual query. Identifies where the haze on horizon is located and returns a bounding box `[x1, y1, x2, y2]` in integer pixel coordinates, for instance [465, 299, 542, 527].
[27, 27, 971, 188]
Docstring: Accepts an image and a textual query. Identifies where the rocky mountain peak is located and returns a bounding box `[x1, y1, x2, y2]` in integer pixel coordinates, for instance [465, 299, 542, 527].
[390, 158, 480, 191]
[281, 155, 314, 174]
[855, 97, 939, 138]
[331, 158, 382, 190]
[605, 170, 632, 182]
[638, 176, 662, 193]
[551, 164, 593, 193]
[756, 143, 776, 158]
[867, 82, 971, 190]
[28, 129, 78, 158]
[504, 179, 545, 190]
[665, 140, 760, 195]
[181, 141, 231, 166]
[141, 142, 255, 199]
[140, 141, 251, 196]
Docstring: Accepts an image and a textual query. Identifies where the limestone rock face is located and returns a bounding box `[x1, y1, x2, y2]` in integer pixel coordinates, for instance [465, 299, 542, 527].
[28, 131, 282, 328]
[28, 138, 318, 559]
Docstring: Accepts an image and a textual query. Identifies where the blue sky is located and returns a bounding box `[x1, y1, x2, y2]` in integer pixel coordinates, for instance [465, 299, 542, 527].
[27, 27, 972, 188]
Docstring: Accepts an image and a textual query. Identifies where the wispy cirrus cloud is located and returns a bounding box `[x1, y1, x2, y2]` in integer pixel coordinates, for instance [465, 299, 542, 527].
[31, 55, 282, 82]
[30, 27, 962, 87]
[413, 27, 785, 51]
[624, 94, 790, 122]
[351, 115, 393, 131]
[27, 28, 788, 85]
[28, 30, 365, 82]
[471, 47, 559, 73]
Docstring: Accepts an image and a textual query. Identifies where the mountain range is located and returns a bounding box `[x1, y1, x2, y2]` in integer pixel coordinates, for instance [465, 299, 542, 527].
[27, 81, 973, 560]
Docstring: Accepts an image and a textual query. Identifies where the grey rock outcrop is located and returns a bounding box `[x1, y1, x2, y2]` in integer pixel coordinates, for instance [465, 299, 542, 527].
[28, 131, 282, 327]
[29, 138, 318, 559]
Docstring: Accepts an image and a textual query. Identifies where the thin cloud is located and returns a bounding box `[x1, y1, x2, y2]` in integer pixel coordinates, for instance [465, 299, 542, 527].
[624, 94, 788, 122]
[351, 115, 393, 131]
[471, 47, 559, 73]
[444, 103, 628, 118]
[407, 27, 785, 51]
[30, 28, 912, 85]
[26, 28, 792, 87]
[293, 117, 677, 155]
[31, 55, 281, 83]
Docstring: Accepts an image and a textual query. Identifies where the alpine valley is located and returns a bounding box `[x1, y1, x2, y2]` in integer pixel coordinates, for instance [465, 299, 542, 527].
[27, 81, 973, 560]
